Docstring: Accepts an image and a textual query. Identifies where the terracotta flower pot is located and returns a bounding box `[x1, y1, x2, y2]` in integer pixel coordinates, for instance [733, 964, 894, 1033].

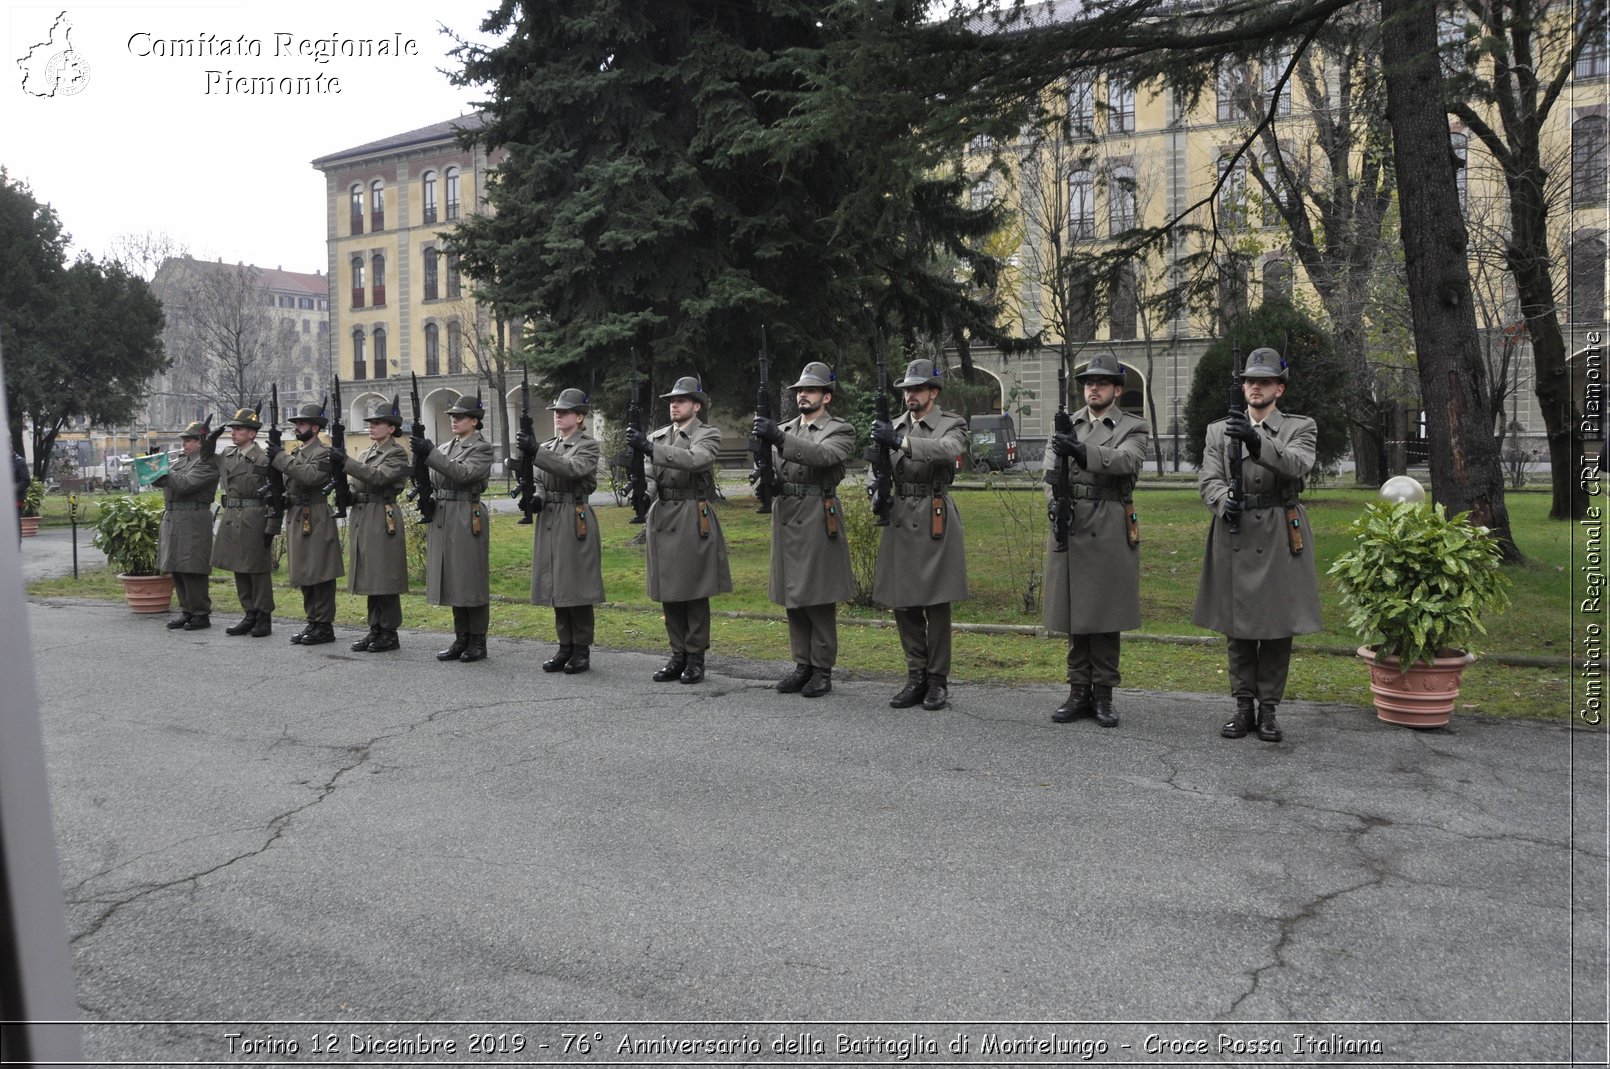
[119, 573, 174, 614]
[19, 515, 40, 537]
[1357, 646, 1475, 729]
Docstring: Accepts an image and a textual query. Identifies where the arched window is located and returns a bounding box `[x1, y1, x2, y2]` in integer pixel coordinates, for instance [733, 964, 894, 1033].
[1069, 170, 1095, 239]
[423, 247, 439, 301]
[1260, 158, 1284, 227]
[969, 180, 993, 211]
[350, 255, 365, 309]
[1264, 259, 1293, 302]
[352, 328, 367, 381]
[1067, 74, 1095, 139]
[1571, 234, 1607, 323]
[1217, 153, 1248, 228]
[349, 184, 364, 235]
[421, 170, 438, 225]
[1108, 164, 1136, 232]
[445, 166, 461, 220]
[424, 323, 441, 376]
[1574, 117, 1607, 208]
[371, 252, 386, 306]
[1067, 278, 1097, 342]
[1109, 264, 1137, 340]
[446, 253, 462, 299]
[1107, 78, 1135, 133]
[447, 320, 463, 375]
[372, 327, 387, 379]
[369, 179, 384, 231]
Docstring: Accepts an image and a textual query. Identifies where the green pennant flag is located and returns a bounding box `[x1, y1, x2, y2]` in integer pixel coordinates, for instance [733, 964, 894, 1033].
[130, 452, 169, 488]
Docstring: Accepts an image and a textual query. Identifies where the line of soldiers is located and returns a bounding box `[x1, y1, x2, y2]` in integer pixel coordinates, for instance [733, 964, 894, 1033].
[149, 346, 1320, 742]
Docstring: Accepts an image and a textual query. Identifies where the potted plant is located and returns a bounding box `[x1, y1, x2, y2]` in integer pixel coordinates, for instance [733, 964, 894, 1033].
[1329, 500, 1511, 728]
[19, 479, 45, 537]
[90, 494, 173, 613]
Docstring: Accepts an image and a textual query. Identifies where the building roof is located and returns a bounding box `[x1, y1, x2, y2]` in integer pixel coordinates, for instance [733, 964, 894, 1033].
[154, 257, 325, 296]
[311, 113, 487, 169]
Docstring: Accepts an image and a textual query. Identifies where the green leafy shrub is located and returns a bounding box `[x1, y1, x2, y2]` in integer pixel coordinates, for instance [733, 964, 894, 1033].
[90, 494, 165, 576]
[22, 479, 45, 517]
[1329, 500, 1511, 672]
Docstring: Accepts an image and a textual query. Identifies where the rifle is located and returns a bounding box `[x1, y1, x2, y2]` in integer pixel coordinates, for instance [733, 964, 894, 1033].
[327, 376, 352, 518]
[1226, 342, 1246, 534]
[626, 354, 651, 524]
[260, 384, 287, 540]
[1048, 362, 1074, 551]
[407, 372, 437, 523]
[867, 347, 895, 526]
[751, 327, 779, 514]
[509, 366, 538, 524]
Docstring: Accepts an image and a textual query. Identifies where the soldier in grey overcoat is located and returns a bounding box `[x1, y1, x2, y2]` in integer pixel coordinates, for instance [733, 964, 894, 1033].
[625, 375, 732, 685]
[333, 399, 410, 653]
[869, 358, 969, 711]
[154, 420, 221, 630]
[414, 392, 495, 663]
[1042, 352, 1151, 727]
[1192, 346, 1323, 742]
[269, 403, 344, 646]
[212, 406, 275, 637]
[752, 361, 856, 698]
[516, 387, 605, 675]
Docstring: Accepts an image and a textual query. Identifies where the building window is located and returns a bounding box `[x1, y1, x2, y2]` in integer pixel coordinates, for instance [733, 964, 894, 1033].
[1108, 164, 1136, 232]
[968, 133, 995, 155]
[1262, 50, 1292, 116]
[1264, 259, 1293, 302]
[1571, 234, 1607, 323]
[446, 253, 461, 298]
[349, 184, 364, 235]
[352, 329, 366, 381]
[1107, 79, 1134, 134]
[1070, 170, 1096, 239]
[1578, 1, 1608, 77]
[1218, 255, 1251, 330]
[424, 323, 441, 376]
[371, 252, 386, 307]
[421, 170, 438, 225]
[298, 296, 313, 309]
[302, 319, 310, 334]
[1573, 116, 1607, 206]
[1218, 62, 1249, 122]
[445, 167, 461, 221]
[1217, 153, 1248, 228]
[1451, 132, 1469, 212]
[1108, 264, 1137, 340]
[969, 179, 993, 211]
[1260, 158, 1284, 227]
[373, 327, 387, 378]
[1067, 278, 1097, 342]
[1068, 74, 1095, 139]
[350, 255, 365, 309]
[423, 247, 439, 301]
[447, 320, 463, 375]
[370, 179, 385, 232]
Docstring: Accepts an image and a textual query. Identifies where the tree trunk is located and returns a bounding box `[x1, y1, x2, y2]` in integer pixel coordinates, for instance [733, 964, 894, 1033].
[1380, 0, 1519, 559]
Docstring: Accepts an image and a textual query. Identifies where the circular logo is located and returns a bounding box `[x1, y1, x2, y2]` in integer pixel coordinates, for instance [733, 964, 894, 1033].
[43, 50, 90, 96]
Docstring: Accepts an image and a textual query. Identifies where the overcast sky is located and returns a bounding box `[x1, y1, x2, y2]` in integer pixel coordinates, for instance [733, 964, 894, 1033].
[3, 2, 495, 275]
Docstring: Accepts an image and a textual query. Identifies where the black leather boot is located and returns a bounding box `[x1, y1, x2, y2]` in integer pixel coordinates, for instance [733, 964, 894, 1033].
[1221, 696, 1255, 739]
[775, 664, 812, 693]
[1257, 701, 1283, 742]
[250, 613, 272, 637]
[459, 634, 487, 662]
[678, 652, 705, 684]
[542, 645, 574, 672]
[921, 674, 949, 711]
[437, 633, 469, 661]
[801, 667, 832, 698]
[889, 670, 927, 709]
[288, 621, 315, 644]
[1052, 685, 1093, 723]
[653, 652, 687, 682]
[183, 614, 211, 631]
[166, 612, 192, 630]
[300, 622, 335, 646]
[367, 629, 400, 652]
[1093, 685, 1119, 728]
[563, 646, 590, 674]
[224, 612, 256, 636]
[351, 627, 379, 652]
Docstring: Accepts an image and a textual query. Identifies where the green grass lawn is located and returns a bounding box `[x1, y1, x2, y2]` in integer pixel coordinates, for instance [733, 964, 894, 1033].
[31, 482, 1579, 720]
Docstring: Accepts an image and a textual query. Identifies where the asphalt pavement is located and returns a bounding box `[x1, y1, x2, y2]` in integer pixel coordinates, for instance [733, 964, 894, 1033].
[13, 528, 1610, 1067]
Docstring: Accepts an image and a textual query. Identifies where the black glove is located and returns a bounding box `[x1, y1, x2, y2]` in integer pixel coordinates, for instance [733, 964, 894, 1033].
[516, 431, 538, 457]
[1222, 496, 1244, 524]
[264, 438, 282, 461]
[1225, 413, 1262, 457]
[1051, 432, 1087, 466]
[626, 427, 653, 456]
[752, 417, 783, 446]
[870, 419, 902, 449]
[206, 423, 225, 445]
[327, 447, 347, 472]
[412, 435, 433, 460]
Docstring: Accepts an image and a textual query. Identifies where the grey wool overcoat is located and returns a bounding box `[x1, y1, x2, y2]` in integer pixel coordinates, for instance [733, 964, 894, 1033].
[871, 407, 969, 609]
[342, 438, 410, 596]
[529, 431, 605, 608]
[1042, 406, 1150, 635]
[154, 445, 219, 574]
[424, 431, 493, 607]
[644, 420, 732, 603]
[1192, 407, 1323, 639]
[271, 439, 344, 586]
[766, 413, 856, 609]
[211, 441, 273, 574]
